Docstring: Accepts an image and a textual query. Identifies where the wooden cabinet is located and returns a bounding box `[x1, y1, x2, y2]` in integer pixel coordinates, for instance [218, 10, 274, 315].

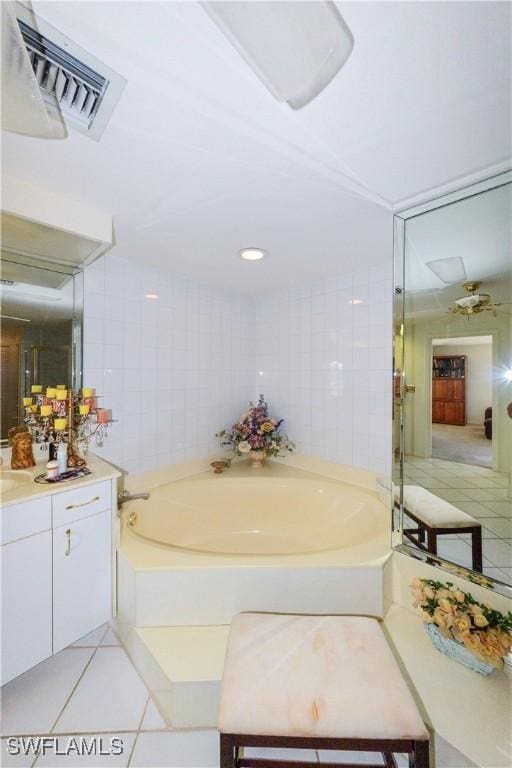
[432, 355, 466, 426]
[1, 476, 116, 683]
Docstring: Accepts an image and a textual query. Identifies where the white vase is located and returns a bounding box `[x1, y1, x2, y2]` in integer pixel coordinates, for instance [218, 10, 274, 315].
[248, 450, 266, 469]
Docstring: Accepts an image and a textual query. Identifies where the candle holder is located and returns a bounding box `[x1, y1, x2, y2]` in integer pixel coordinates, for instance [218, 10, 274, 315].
[20, 387, 114, 469]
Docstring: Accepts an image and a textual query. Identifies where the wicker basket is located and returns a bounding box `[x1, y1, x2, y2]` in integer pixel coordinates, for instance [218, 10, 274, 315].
[425, 623, 495, 676]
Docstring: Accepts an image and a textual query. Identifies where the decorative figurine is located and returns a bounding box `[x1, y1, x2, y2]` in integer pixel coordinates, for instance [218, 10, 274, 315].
[9, 428, 36, 469]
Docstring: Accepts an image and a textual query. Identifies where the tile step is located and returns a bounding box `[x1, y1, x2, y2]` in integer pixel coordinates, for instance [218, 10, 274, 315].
[127, 624, 230, 729]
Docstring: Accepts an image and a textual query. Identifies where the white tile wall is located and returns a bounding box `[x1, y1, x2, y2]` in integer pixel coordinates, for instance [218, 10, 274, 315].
[84, 257, 392, 476]
[83, 254, 254, 474]
[252, 267, 393, 476]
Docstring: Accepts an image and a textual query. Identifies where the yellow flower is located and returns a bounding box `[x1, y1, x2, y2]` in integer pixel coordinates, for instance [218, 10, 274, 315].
[455, 615, 471, 633]
[261, 421, 274, 433]
[453, 590, 465, 603]
[473, 613, 489, 628]
[421, 610, 433, 623]
[423, 586, 435, 600]
[433, 609, 446, 628]
[411, 578, 423, 590]
[469, 604, 484, 616]
[438, 598, 454, 614]
[463, 633, 481, 651]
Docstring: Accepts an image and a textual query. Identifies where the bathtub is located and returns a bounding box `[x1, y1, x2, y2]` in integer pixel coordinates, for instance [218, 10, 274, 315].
[125, 472, 384, 556]
[116, 460, 391, 729]
[117, 460, 391, 630]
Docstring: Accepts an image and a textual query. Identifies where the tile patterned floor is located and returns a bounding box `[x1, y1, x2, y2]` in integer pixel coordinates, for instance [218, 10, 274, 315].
[403, 457, 512, 585]
[1, 624, 472, 767]
[0, 624, 401, 768]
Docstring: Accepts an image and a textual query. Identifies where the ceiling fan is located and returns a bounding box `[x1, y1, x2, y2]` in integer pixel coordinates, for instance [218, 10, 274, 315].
[448, 282, 510, 317]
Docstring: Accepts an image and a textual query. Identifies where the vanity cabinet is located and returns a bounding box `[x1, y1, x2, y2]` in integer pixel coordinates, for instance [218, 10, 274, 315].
[53, 510, 111, 653]
[1, 529, 53, 683]
[1, 469, 118, 685]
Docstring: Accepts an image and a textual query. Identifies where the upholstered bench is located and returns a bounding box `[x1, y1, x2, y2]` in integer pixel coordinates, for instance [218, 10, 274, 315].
[397, 485, 482, 572]
[218, 613, 429, 768]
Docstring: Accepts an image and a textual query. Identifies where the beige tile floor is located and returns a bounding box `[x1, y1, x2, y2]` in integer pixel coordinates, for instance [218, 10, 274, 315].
[1, 622, 466, 768]
[1, 624, 403, 768]
[403, 457, 512, 585]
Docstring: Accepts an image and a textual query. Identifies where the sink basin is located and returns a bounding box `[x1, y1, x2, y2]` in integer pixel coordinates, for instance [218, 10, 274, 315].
[0, 470, 33, 495]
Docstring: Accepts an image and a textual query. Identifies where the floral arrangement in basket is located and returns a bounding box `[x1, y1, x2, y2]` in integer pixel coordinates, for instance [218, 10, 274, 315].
[216, 395, 295, 460]
[411, 577, 512, 672]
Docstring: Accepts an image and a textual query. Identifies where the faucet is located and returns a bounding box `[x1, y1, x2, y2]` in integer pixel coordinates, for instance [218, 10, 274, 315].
[118, 489, 150, 508]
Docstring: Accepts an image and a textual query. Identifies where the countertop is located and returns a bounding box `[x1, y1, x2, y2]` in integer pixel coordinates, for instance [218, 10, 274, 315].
[0, 453, 122, 508]
[384, 603, 511, 768]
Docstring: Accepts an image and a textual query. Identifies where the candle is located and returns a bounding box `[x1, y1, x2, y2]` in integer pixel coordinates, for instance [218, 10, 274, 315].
[96, 408, 109, 424]
[31, 385, 42, 393]
[54, 418, 67, 431]
[56, 385, 66, 390]
[82, 388, 93, 398]
[56, 389, 68, 401]
[40, 405, 52, 416]
[23, 397, 33, 407]
[46, 388, 57, 399]
[79, 404, 90, 416]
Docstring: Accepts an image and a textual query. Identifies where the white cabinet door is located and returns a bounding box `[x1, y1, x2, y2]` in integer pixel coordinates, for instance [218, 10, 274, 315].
[1, 530, 53, 685]
[53, 510, 111, 653]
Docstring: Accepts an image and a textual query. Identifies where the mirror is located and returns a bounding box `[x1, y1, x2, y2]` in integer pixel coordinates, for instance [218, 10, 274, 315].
[0, 254, 83, 443]
[393, 173, 512, 592]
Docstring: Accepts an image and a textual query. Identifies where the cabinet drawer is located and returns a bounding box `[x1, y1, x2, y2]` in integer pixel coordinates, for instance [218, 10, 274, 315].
[52, 480, 111, 527]
[1, 497, 52, 545]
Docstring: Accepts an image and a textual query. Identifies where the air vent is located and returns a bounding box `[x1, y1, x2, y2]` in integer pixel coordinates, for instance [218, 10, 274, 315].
[15, 5, 126, 141]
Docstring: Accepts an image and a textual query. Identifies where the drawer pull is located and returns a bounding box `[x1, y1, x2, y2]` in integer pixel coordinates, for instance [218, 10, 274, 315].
[65, 529, 71, 557]
[65, 495, 100, 511]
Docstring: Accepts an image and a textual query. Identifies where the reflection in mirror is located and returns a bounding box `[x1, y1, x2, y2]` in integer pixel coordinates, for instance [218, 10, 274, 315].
[394, 176, 512, 590]
[0, 255, 83, 442]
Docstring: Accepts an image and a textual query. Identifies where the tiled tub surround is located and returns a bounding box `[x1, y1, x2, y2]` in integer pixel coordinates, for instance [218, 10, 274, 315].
[252, 267, 393, 477]
[84, 254, 255, 475]
[84, 257, 392, 478]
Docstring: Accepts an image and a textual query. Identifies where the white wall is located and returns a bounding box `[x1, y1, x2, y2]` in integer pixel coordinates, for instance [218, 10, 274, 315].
[433, 342, 492, 425]
[253, 266, 393, 476]
[83, 253, 254, 474]
[84, 258, 393, 477]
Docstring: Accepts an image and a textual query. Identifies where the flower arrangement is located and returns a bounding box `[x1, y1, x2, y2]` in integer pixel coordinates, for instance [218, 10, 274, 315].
[216, 395, 295, 458]
[411, 577, 512, 670]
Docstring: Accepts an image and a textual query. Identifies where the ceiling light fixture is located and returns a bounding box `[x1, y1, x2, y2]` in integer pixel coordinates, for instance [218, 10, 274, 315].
[425, 256, 467, 284]
[349, 299, 363, 305]
[144, 293, 159, 299]
[202, 1, 353, 109]
[240, 248, 266, 261]
[1, 314, 30, 322]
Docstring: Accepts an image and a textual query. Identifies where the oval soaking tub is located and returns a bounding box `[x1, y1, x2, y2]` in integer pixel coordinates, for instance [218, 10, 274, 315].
[124, 472, 385, 556]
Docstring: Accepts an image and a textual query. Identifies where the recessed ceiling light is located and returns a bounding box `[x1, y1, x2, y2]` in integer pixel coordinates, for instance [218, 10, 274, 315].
[349, 298, 363, 305]
[144, 293, 159, 299]
[240, 248, 266, 261]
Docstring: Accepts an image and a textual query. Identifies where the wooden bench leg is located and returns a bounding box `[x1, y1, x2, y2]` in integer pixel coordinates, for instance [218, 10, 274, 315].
[220, 733, 236, 768]
[409, 740, 429, 768]
[426, 529, 437, 557]
[471, 527, 483, 572]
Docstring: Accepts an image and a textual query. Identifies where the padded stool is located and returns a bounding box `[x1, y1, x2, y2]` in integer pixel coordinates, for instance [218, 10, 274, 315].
[219, 613, 429, 768]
